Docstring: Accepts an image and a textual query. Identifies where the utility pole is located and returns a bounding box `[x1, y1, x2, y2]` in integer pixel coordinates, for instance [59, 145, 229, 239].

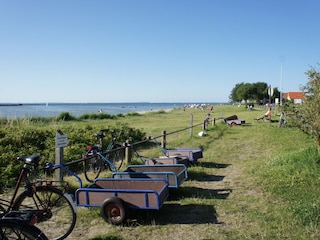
[280, 65, 283, 105]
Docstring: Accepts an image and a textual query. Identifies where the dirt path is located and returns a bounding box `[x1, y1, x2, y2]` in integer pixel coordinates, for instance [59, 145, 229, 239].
[68, 126, 272, 240]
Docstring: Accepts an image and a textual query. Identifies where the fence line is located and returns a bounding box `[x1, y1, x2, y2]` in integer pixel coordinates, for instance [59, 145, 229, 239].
[125, 116, 210, 163]
[56, 115, 215, 179]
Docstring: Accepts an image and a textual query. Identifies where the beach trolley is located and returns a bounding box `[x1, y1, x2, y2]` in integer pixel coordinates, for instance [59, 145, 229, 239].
[165, 148, 203, 164]
[112, 164, 188, 188]
[75, 178, 169, 225]
[144, 156, 190, 166]
[151, 138, 203, 165]
[224, 115, 246, 126]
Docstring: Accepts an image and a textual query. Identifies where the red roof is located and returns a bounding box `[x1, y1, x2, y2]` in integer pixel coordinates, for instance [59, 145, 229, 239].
[283, 92, 306, 100]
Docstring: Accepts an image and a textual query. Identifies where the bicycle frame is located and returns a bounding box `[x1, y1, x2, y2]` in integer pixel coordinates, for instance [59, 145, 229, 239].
[44, 158, 85, 188]
[83, 150, 117, 173]
[44, 151, 117, 188]
[94, 129, 123, 152]
[1, 155, 78, 240]
[0, 155, 42, 213]
[83, 129, 124, 174]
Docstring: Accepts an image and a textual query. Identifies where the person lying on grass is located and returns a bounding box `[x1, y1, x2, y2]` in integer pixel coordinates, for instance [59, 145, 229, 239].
[254, 108, 271, 121]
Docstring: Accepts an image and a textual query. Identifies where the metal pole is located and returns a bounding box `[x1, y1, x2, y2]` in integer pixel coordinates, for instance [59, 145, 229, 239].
[190, 114, 193, 138]
[280, 66, 283, 105]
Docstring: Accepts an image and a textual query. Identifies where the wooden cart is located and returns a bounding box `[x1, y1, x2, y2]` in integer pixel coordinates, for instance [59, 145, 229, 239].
[165, 148, 203, 164]
[75, 178, 169, 225]
[112, 164, 188, 188]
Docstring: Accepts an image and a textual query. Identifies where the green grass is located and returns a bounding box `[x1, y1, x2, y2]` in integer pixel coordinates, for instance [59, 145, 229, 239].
[2, 104, 320, 239]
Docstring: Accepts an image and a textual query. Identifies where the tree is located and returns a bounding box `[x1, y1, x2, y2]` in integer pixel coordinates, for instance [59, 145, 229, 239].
[252, 82, 268, 102]
[229, 81, 279, 104]
[284, 66, 320, 156]
[229, 82, 245, 102]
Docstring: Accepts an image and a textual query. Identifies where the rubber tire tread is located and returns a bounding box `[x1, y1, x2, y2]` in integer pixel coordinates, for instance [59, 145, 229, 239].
[84, 155, 103, 182]
[101, 197, 126, 225]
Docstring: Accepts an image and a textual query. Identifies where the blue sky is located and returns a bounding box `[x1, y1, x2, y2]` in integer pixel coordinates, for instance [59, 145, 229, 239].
[1, 0, 319, 103]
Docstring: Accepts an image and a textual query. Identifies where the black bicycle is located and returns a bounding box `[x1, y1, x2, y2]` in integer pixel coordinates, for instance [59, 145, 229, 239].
[0, 155, 76, 240]
[83, 129, 125, 182]
[0, 210, 48, 240]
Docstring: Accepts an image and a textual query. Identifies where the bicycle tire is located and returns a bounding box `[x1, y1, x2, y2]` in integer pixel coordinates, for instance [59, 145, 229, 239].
[107, 144, 124, 171]
[84, 155, 103, 182]
[12, 186, 76, 240]
[0, 204, 6, 217]
[0, 220, 48, 240]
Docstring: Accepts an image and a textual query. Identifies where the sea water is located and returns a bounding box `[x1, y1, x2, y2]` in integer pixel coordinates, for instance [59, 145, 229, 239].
[0, 102, 218, 118]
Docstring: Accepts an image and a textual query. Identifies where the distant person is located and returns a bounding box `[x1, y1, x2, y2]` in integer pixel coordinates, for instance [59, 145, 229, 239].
[205, 113, 211, 125]
[254, 108, 271, 121]
[278, 111, 287, 128]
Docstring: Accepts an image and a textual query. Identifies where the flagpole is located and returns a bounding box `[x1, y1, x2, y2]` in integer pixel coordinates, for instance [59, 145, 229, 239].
[280, 65, 283, 105]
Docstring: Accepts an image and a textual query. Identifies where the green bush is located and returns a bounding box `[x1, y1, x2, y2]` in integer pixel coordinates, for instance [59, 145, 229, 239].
[78, 113, 117, 120]
[56, 112, 77, 121]
[0, 122, 146, 191]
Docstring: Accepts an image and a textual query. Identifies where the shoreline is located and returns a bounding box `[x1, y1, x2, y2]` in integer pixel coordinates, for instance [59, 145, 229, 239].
[137, 108, 174, 114]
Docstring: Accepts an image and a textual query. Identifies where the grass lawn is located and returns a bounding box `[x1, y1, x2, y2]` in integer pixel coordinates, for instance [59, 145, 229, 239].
[56, 104, 318, 240]
[4, 104, 319, 240]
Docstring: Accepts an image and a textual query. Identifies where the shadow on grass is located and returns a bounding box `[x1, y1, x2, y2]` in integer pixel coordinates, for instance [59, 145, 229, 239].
[198, 161, 231, 169]
[187, 171, 225, 182]
[168, 186, 232, 201]
[125, 203, 221, 226]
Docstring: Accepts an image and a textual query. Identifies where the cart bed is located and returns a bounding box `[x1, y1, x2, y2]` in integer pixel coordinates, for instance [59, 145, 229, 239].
[112, 164, 188, 188]
[166, 148, 203, 163]
[75, 178, 169, 209]
[144, 156, 189, 166]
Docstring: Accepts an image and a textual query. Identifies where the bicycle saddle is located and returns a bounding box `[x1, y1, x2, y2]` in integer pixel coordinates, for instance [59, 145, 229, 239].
[17, 155, 41, 165]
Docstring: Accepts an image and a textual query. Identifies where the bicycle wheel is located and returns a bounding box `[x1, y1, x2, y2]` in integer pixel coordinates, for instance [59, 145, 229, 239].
[0, 220, 48, 240]
[0, 204, 6, 216]
[107, 144, 124, 171]
[12, 186, 76, 240]
[84, 155, 103, 182]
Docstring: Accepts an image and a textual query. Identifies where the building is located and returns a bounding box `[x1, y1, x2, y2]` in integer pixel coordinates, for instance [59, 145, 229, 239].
[282, 92, 306, 104]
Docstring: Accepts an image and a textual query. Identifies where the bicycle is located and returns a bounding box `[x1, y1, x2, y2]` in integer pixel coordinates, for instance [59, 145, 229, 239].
[82, 147, 120, 182]
[0, 210, 48, 240]
[83, 129, 125, 182]
[0, 155, 76, 240]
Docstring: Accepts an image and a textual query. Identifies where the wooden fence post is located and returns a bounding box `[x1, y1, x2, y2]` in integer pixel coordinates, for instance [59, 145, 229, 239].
[190, 114, 193, 137]
[125, 140, 132, 165]
[162, 131, 167, 149]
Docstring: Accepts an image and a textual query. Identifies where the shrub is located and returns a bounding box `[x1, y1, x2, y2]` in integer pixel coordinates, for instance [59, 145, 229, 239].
[56, 112, 76, 121]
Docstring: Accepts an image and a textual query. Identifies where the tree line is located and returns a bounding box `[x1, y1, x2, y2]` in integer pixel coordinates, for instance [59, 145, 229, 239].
[229, 82, 279, 104]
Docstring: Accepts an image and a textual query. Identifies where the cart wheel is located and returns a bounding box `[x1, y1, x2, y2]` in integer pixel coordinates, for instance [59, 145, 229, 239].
[101, 197, 126, 225]
[231, 122, 236, 127]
